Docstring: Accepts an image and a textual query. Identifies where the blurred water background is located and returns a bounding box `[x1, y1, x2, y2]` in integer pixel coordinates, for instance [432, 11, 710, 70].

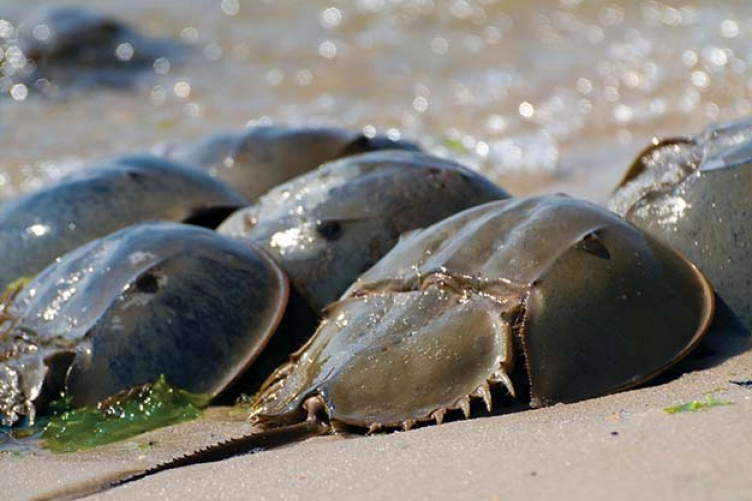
[1, 0, 751, 201]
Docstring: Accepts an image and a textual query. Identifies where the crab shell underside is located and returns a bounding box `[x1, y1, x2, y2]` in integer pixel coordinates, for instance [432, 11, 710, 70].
[250, 195, 715, 431]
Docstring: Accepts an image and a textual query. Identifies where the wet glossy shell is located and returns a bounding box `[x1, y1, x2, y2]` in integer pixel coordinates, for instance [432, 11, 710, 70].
[253, 196, 713, 428]
[218, 150, 510, 312]
[9, 221, 287, 408]
[162, 125, 421, 201]
[0, 154, 247, 290]
[609, 116, 752, 329]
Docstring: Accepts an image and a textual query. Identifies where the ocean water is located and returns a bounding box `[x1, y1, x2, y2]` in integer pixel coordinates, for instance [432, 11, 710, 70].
[1, 0, 752, 200]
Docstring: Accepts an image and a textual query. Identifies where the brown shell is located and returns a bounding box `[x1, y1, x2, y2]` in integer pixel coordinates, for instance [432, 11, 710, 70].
[163, 125, 421, 201]
[251, 196, 714, 429]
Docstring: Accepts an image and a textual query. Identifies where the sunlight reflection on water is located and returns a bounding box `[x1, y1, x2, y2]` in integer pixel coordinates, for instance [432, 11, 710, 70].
[1, 0, 752, 201]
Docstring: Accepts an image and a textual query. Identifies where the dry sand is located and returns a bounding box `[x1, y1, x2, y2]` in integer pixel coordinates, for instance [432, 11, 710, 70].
[1, 325, 750, 501]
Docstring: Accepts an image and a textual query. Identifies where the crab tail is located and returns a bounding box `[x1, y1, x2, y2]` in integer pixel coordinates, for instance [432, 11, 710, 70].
[31, 419, 330, 501]
[127, 419, 330, 483]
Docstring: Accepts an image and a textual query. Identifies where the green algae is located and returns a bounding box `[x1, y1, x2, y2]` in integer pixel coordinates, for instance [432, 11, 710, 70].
[42, 375, 211, 452]
[441, 137, 471, 155]
[1, 277, 212, 453]
[663, 395, 733, 415]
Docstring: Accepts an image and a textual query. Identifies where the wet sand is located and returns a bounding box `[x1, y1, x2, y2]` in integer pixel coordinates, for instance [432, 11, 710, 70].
[3, 325, 750, 501]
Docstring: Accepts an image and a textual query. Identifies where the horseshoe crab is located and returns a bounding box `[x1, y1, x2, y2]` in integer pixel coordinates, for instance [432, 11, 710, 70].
[0, 221, 287, 426]
[609, 115, 752, 329]
[0, 154, 247, 291]
[160, 125, 422, 201]
[8, 5, 187, 91]
[218, 150, 510, 311]
[100, 195, 712, 492]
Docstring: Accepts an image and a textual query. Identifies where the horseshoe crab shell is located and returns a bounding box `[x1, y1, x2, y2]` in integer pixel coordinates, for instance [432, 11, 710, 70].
[161, 125, 421, 201]
[218, 150, 510, 312]
[252, 195, 714, 429]
[77, 195, 715, 494]
[0, 154, 247, 291]
[609, 115, 752, 329]
[13, 5, 187, 90]
[0, 221, 287, 425]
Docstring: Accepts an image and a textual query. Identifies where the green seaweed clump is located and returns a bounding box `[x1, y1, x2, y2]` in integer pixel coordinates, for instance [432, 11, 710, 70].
[42, 375, 211, 452]
[663, 395, 733, 415]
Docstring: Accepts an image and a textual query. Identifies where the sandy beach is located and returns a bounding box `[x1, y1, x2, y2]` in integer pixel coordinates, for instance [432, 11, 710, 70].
[2, 323, 749, 501]
[2, 2, 752, 500]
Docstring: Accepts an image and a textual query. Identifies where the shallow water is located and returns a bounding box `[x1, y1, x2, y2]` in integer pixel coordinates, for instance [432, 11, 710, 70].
[1, 0, 752, 200]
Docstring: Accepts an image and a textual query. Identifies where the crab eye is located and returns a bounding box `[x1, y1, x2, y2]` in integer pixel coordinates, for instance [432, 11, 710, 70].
[576, 232, 610, 260]
[134, 271, 160, 293]
[317, 220, 342, 241]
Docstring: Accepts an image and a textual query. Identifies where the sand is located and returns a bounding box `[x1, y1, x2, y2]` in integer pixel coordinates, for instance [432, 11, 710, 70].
[2, 324, 750, 501]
